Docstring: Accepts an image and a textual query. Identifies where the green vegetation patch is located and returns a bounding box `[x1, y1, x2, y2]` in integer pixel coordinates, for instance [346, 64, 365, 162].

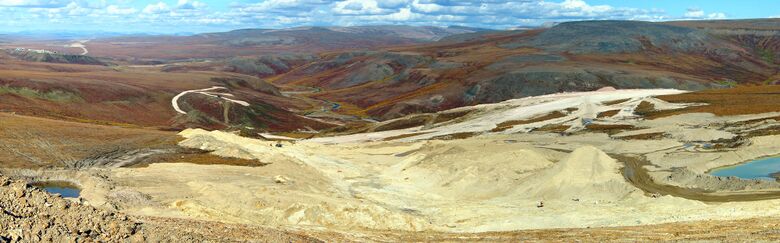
[0, 85, 83, 102]
[715, 79, 738, 88]
[758, 48, 776, 64]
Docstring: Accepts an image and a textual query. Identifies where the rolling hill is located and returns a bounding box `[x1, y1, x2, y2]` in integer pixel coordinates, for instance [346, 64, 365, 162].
[76, 26, 486, 61]
[0, 51, 331, 132]
[1, 20, 779, 130]
[261, 20, 779, 119]
[4, 19, 780, 242]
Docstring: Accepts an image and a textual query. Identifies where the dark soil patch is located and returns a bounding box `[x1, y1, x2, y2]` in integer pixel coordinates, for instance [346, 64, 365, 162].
[597, 110, 621, 118]
[616, 132, 666, 140]
[491, 111, 567, 132]
[383, 132, 433, 141]
[727, 116, 780, 127]
[743, 126, 780, 137]
[647, 85, 780, 119]
[372, 115, 432, 132]
[634, 101, 656, 116]
[132, 149, 267, 167]
[585, 124, 636, 135]
[433, 110, 472, 124]
[430, 132, 478, 140]
[534, 124, 571, 133]
[319, 122, 371, 136]
[602, 98, 631, 106]
[273, 132, 319, 139]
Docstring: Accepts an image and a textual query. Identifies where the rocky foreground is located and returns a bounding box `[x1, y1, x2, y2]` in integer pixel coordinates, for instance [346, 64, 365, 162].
[0, 175, 319, 242]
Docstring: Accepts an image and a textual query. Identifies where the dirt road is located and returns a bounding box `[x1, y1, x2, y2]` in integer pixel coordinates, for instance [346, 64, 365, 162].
[618, 154, 780, 202]
[171, 86, 250, 114]
[68, 40, 89, 55]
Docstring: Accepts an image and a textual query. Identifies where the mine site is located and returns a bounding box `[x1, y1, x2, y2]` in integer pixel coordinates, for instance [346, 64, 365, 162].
[1, 0, 780, 242]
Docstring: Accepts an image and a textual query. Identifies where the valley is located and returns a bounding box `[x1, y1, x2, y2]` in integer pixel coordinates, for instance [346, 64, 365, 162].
[1, 19, 780, 242]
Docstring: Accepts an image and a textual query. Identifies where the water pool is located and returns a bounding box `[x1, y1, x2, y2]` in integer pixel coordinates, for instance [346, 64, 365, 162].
[29, 181, 81, 198]
[710, 156, 780, 180]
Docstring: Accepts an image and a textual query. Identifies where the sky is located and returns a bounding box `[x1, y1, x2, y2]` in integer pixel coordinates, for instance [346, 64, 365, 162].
[0, 0, 776, 34]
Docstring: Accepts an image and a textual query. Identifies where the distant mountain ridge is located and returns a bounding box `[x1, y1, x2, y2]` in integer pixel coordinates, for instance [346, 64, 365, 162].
[260, 20, 779, 119]
[5, 48, 105, 65]
[78, 20, 780, 120]
[200, 25, 491, 41]
[1, 20, 778, 129]
[82, 25, 490, 60]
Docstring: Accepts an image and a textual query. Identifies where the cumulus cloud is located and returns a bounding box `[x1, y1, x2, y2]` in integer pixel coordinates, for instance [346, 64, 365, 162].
[0, 0, 66, 8]
[177, 0, 205, 10]
[683, 8, 726, 20]
[235, 0, 336, 15]
[707, 12, 726, 19]
[683, 8, 704, 18]
[0, 0, 736, 33]
[333, 0, 394, 15]
[142, 2, 169, 14]
[106, 5, 136, 15]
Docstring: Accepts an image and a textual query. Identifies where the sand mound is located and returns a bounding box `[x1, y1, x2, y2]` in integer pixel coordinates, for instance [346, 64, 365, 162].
[178, 134, 256, 160]
[520, 146, 637, 201]
[178, 129, 295, 164]
[597, 86, 617, 92]
[392, 142, 556, 200]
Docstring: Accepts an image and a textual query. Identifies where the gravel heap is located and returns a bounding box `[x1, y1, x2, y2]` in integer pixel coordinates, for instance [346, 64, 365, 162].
[0, 175, 198, 242]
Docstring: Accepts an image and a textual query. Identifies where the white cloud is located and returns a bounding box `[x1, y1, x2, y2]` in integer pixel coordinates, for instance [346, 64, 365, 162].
[0, 0, 65, 8]
[707, 12, 726, 19]
[377, 0, 407, 9]
[177, 0, 206, 10]
[684, 8, 704, 18]
[236, 0, 335, 14]
[0, 0, 738, 33]
[195, 17, 228, 24]
[683, 8, 726, 20]
[106, 5, 136, 15]
[559, 0, 610, 12]
[333, 0, 391, 15]
[143, 2, 169, 14]
[225, 0, 669, 29]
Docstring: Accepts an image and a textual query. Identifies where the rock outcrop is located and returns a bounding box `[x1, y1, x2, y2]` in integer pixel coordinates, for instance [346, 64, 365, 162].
[0, 175, 201, 242]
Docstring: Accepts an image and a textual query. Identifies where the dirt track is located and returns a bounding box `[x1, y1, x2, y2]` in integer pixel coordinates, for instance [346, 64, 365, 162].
[618, 154, 780, 202]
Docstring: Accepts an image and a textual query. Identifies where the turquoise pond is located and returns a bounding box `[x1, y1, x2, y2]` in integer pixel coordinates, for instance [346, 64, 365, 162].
[29, 181, 81, 198]
[710, 156, 780, 180]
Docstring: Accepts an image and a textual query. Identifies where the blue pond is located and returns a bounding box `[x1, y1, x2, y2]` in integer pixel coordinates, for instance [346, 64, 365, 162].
[29, 181, 81, 198]
[710, 157, 780, 180]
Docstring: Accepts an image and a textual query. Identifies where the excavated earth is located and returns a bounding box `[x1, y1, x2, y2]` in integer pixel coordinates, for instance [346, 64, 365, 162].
[6, 88, 780, 241]
[0, 175, 322, 242]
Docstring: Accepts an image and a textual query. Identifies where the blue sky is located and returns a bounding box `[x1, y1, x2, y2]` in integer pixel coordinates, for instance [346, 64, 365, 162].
[0, 0, 776, 34]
